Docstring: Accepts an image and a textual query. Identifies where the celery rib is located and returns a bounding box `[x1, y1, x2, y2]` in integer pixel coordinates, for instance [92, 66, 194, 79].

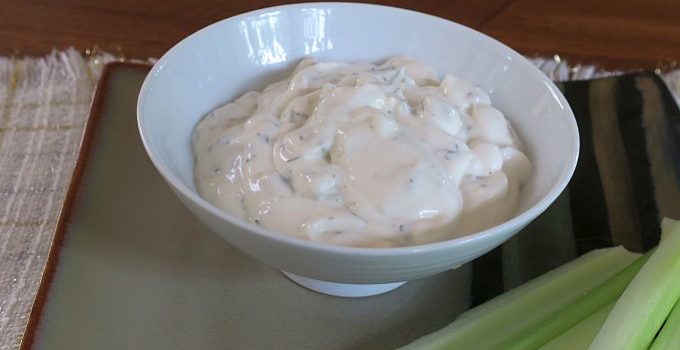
[649, 300, 680, 350]
[538, 302, 614, 350]
[399, 246, 639, 350]
[648, 219, 680, 350]
[661, 217, 680, 242]
[498, 253, 649, 350]
[588, 218, 680, 350]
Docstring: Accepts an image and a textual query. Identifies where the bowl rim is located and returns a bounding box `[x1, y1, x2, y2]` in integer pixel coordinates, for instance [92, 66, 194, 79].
[137, 1, 580, 257]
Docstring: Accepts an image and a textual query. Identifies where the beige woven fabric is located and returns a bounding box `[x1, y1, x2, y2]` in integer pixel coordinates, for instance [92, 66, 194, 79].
[0, 49, 115, 350]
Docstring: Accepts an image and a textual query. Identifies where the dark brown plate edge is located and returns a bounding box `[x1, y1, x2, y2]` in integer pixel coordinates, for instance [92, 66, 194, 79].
[19, 61, 153, 350]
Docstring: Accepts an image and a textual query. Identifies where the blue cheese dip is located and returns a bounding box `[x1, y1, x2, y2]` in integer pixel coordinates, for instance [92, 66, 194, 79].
[192, 57, 532, 247]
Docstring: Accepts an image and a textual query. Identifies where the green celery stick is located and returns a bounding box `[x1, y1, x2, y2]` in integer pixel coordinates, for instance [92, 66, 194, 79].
[649, 300, 680, 350]
[589, 218, 680, 350]
[539, 302, 614, 350]
[646, 218, 680, 350]
[661, 216, 680, 241]
[497, 253, 650, 350]
[399, 246, 640, 350]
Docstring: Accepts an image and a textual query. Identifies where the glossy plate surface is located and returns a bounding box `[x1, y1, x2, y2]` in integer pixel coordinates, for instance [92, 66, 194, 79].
[23, 63, 472, 350]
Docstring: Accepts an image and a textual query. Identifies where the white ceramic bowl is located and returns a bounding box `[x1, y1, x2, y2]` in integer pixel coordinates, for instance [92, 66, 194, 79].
[137, 3, 579, 288]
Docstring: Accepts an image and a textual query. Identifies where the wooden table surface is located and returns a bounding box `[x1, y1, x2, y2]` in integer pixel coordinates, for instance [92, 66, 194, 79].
[1, 0, 679, 70]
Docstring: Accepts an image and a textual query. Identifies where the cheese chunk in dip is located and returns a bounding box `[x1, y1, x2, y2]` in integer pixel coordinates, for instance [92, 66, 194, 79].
[192, 57, 532, 248]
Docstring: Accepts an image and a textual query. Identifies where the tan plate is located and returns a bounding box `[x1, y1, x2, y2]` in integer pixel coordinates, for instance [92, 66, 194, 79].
[20, 63, 477, 350]
[27, 62, 675, 350]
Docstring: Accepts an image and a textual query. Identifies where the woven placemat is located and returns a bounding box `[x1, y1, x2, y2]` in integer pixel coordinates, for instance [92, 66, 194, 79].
[0, 50, 676, 350]
[0, 49, 117, 350]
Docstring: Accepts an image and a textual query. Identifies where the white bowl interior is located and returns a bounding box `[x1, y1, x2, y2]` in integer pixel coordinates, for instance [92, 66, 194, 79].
[138, 3, 578, 250]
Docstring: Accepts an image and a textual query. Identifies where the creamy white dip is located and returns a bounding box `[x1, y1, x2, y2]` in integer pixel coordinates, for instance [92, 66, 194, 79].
[192, 57, 532, 247]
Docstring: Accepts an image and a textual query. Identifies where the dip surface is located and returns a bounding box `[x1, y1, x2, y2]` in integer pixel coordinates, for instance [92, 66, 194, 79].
[192, 57, 531, 247]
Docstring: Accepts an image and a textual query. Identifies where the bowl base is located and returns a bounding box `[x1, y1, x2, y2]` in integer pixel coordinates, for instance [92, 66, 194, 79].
[281, 271, 406, 297]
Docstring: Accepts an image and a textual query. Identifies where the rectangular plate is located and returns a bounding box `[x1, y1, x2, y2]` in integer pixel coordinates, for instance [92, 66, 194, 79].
[21, 63, 680, 349]
[21, 63, 475, 350]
